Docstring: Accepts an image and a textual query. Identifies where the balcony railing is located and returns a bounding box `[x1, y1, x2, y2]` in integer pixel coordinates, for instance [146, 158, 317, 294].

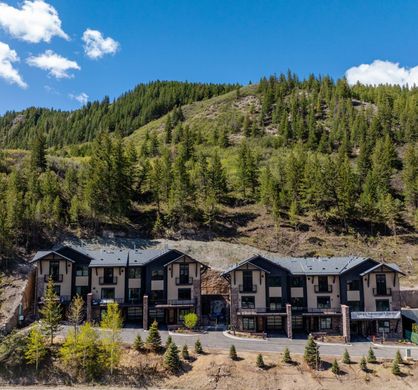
[44, 274, 63, 283]
[99, 276, 118, 285]
[167, 299, 195, 306]
[93, 297, 124, 305]
[308, 307, 341, 314]
[237, 306, 286, 315]
[314, 285, 332, 293]
[373, 288, 392, 296]
[239, 284, 257, 293]
[175, 277, 193, 285]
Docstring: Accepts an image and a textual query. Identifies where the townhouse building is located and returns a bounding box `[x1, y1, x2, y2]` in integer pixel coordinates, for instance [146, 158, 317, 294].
[222, 255, 404, 341]
[30, 245, 208, 328]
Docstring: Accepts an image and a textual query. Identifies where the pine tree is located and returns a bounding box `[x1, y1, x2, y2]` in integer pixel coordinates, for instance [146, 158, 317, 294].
[282, 347, 291, 364]
[165, 335, 173, 349]
[367, 347, 376, 363]
[342, 348, 351, 364]
[164, 341, 181, 372]
[133, 334, 144, 351]
[30, 131, 47, 172]
[100, 302, 123, 375]
[360, 356, 367, 371]
[304, 335, 319, 369]
[391, 358, 401, 375]
[39, 277, 62, 345]
[256, 353, 265, 368]
[25, 324, 47, 371]
[331, 359, 340, 375]
[229, 344, 237, 360]
[394, 349, 403, 365]
[67, 294, 85, 341]
[194, 338, 203, 354]
[181, 344, 189, 360]
[146, 320, 162, 352]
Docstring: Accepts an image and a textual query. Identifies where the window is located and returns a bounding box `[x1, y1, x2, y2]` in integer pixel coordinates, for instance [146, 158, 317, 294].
[149, 308, 164, 322]
[268, 297, 282, 311]
[291, 276, 304, 288]
[376, 299, 390, 311]
[241, 296, 255, 309]
[128, 288, 140, 303]
[347, 279, 360, 291]
[179, 263, 189, 284]
[75, 265, 89, 277]
[268, 276, 281, 287]
[319, 317, 332, 330]
[318, 276, 329, 292]
[242, 270, 253, 292]
[53, 284, 61, 296]
[151, 269, 164, 280]
[129, 268, 141, 279]
[291, 297, 305, 310]
[150, 290, 164, 302]
[242, 317, 255, 331]
[49, 261, 60, 276]
[347, 301, 361, 311]
[376, 274, 387, 295]
[101, 288, 115, 300]
[103, 268, 114, 284]
[378, 320, 390, 333]
[178, 288, 191, 300]
[75, 286, 89, 296]
[266, 316, 282, 330]
[317, 296, 331, 309]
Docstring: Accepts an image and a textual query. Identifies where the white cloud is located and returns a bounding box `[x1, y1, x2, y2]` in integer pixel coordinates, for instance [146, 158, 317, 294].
[69, 92, 88, 105]
[82, 29, 119, 59]
[27, 50, 80, 79]
[0, 0, 68, 43]
[346, 60, 418, 87]
[0, 41, 27, 88]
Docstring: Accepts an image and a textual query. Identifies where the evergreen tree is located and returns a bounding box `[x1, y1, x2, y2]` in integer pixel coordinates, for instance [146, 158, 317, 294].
[67, 294, 85, 341]
[342, 348, 350, 364]
[165, 335, 173, 349]
[229, 344, 237, 360]
[394, 349, 403, 365]
[194, 338, 203, 354]
[391, 358, 401, 375]
[331, 358, 340, 375]
[133, 334, 144, 351]
[181, 344, 189, 360]
[39, 277, 62, 345]
[304, 336, 319, 369]
[367, 347, 376, 363]
[146, 320, 162, 352]
[282, 347, 291, 364]
[164, 341, 181, 372]
[256, 353, 265, 368]
[30, 131, 47, 172]
[360, 356, 367, 371]
[25, 324, 47, 371]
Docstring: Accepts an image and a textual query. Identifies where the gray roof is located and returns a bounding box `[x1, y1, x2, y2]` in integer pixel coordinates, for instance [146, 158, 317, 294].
[30, 250, 76, 263]
[129, 248, 171, 266]
[222, 255, 378, 276]
[360, 262, 405, 276]
[87, 249, 130, 267]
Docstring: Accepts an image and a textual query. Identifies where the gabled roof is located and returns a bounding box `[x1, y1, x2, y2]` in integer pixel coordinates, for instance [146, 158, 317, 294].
[221, 255, 273, 276]
[163, 250, 208, 268]
[360, 262, 405, 276]
[129, 248, 172, 266]
[30, 250, 76, 263]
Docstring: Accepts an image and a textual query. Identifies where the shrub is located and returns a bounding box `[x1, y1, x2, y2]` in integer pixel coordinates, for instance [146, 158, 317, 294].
[146, 320, 162, 352]
[194, 339, 203, 354]
[391, 359, 401, 375]
[304, 335, 319, 368]
[282, 347, 291, 364]
[184, 313, 198, 330]
[331, 359, 340, 375]
[367, 347, 376, 363]
[360, 356, 367, 371]
[394, 349, 403, 365]
[133, 334, 144, 351]
[229, 345, 237, 360]
[181, 344, 189, 360]
[165, 335, 173, 349]
[342, 348, 350, 364]
[256, 353, 265, 368]
[164, 342, 180, 372]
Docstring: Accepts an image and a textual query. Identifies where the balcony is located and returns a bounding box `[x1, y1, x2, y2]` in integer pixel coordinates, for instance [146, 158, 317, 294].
[373, 288, 392, 296]
[175, 276, 193, 285]
[239, 284, 257, 293]
[237, 306, 286, 315]
[314, 285, 332, 293]
[44, 274, 63, 283]
[93, 297, 124, 305]
[99, 276, 118, 285]
[155, 299, 196, 307]
[307, 307, 341, 314]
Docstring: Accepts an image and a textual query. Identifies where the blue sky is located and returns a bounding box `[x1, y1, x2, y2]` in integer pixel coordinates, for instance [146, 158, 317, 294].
[0, 0, 417, 114]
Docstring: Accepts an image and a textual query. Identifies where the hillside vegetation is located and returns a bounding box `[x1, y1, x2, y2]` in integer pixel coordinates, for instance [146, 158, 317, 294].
[0, 74, 417, 284]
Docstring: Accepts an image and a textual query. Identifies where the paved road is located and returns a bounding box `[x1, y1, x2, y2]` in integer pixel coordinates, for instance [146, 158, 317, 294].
[59, 325, 418, 360]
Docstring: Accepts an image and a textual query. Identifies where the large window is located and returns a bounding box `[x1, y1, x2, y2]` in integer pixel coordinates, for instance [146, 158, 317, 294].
[347, 279, 360, 291]
[128, 288, 140, 303]
[242, 317, 256, 331]
[319, 317, 332, 330]
[178, 288, 191, 300]
[376, 274, 387, 295]
[129, 268, 141, 279]
[376, 299, 390, 311]
[268, 276, 282, 287]
[378, 320, 390, 333]
[291, 297, 305, 310]
[291, 276, 304, 288]
[179, 263, 190, 284]
[101, 288, 115, 300]
[318, 276, 329, 292]
[103, 268, 114, 284]
[268, 297, 282, 311]
[75, 286, 89, 297]
[53, 285, 61, 296]
[49, 260, 60, 276]
[241, 296, 255, 309]
[317, 296, 331, 309]
[347, 301, 361, 311]
[150, 290, 164, 302]
[151, 269, 164, 280]
[242, 270, 253, 292]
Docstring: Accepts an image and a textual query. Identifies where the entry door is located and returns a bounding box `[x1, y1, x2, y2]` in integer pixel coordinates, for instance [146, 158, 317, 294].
[257, 317, 264, 332]
[168, 308, 176, 324]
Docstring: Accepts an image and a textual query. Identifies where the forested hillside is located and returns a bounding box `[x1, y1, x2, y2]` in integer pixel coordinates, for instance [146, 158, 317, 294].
[0, 74, 417, 283]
